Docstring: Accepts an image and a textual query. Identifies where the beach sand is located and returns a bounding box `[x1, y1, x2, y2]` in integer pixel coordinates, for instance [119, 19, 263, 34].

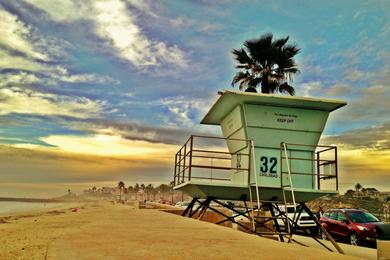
[0, 201, 363, 259]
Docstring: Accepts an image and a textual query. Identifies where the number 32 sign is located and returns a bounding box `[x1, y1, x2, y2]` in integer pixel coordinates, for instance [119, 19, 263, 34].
[259, 156, 278, 177]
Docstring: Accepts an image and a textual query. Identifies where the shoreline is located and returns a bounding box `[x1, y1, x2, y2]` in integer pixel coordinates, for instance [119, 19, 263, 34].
[0, 196, 83, 203]
[0, 201, 86, 219]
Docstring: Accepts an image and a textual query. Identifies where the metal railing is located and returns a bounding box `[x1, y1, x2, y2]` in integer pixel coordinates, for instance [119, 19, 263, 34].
[173, 135, 252, 186]
[280, 143, 339, 191]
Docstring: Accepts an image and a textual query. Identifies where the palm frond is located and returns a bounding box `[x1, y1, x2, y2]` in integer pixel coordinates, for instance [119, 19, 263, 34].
[248, 77, 262, 87]
[272, 36, 289, 48]
[244, 33, 273, 62]
[232, 48, 252, 65]
[231, 71, 249, 86]
[278, 82, 295, 96]
[282, 44, 300, 57]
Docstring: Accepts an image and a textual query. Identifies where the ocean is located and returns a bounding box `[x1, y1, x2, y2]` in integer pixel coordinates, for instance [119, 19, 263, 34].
[0, 201, 63, 216]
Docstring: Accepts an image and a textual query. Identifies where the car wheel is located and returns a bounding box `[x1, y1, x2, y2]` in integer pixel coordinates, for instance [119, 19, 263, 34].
[349, 233, 359, 246]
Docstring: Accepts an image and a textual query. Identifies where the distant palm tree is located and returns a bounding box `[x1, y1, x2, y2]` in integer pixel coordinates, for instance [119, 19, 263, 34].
[231, 33, 300, 95]
[140, 184, 146, 201]
[355, 183, 362, 198]
[146, 184, 154, 201]
[118, 181, 125, 201]
[169, 181, 175, 204]
[134, 183, 140, 201]
[128, 185, 134, 200]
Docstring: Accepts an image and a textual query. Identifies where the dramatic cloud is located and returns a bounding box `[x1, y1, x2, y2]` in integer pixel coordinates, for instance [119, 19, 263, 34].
[0, 144, 173, 197]
[40, 133, 178, 157]
[0, 87, 105, 119]
[25, 0, 188, 69]
[0, 7, 117, 86]
[337, 149, 390, 192]
[0, 9, 48, 61]
[323, 121, 390, 151]
[156, 96, 212, 127]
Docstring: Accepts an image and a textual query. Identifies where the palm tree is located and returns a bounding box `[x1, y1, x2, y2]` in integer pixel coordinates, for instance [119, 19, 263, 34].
[146, 184, 154, 201]
[169, 181, 175, 204]
[231, 33, 300, 95]
[134, 183, 140, 200]
[140, 184, 146, 201]
[355, 183, 362, 198]
[128, 185, 134, 200]
[118, 181, 125, 201]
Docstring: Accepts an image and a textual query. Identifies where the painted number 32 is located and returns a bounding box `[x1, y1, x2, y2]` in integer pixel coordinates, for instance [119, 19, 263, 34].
[260, 156, 277, 174]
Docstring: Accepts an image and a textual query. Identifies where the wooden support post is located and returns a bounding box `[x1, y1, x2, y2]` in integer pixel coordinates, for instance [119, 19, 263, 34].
[182, 198, 197, 217]
[198, 198, 211, 220]
[300, 203, 345, 254]
[269, 203, 284, 242]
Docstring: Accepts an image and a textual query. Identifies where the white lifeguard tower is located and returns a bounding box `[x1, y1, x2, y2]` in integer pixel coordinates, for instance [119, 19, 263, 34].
[173, 91, 346, 252]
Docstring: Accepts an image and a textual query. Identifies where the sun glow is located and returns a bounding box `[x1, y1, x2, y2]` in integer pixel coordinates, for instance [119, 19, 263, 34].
[41, 134, 178, 157]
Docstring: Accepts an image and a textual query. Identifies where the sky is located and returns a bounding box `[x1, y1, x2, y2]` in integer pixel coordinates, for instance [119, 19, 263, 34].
[0, 0, 389, 198]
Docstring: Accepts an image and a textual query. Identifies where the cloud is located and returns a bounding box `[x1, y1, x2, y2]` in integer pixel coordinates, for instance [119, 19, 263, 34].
[343, 69, 375, 82]
[40, 133, 178, 158]
[25, 0, 189, 69]
[23, 0, 90, 22]
[0, 7, 118, 86]
[0, 144, 173, 197]
[169, 16, 222, 34]
[138, 95, 214, 128]
[50, 67, 120, 85]
[0, 9, 48, 61]
[323, 121, 390, 151]
[299, 81, 354, 98]
[0, 87, 105, 119]
[0, 49, 48, 72]
[299, 81, 322, 97]
[0, 71, 40, 86]
[339, 85, 390, 122]
[93, 0, 188, 68]
[61, 117, 212, 146]
[0, 68, 119, 88]
[324, 83, 354, 96]
[125, 0, 159, 18]
[337, 149, 390, 192]
[190, 0, 231, 6]
[380, 21, 390, 37]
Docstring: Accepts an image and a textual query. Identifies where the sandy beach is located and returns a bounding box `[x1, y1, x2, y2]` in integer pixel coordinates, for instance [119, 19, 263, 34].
[0, 201, 367, 260]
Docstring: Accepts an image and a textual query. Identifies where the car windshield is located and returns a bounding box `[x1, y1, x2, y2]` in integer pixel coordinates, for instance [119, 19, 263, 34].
[345, 211, 379, 223]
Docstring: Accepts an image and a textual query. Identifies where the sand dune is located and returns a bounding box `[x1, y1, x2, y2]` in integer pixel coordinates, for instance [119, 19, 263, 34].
[0, 202, 362, 259]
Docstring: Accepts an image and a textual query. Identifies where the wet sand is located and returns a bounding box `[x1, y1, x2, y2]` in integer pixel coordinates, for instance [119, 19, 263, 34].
[0, 201, 362, 259]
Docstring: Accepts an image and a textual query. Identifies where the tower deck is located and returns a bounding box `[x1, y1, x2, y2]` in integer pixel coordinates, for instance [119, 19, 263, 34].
[174, 181, 337, 202]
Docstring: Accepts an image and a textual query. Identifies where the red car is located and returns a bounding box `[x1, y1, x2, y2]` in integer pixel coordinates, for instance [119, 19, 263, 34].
[320, 209, 382, 246]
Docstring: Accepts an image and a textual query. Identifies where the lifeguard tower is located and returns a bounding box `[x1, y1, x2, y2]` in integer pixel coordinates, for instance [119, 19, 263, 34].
[173, 91, 346, 252]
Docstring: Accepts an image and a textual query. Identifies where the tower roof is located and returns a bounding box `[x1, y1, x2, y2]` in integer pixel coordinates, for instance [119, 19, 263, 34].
[201, 90, 347, 125]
